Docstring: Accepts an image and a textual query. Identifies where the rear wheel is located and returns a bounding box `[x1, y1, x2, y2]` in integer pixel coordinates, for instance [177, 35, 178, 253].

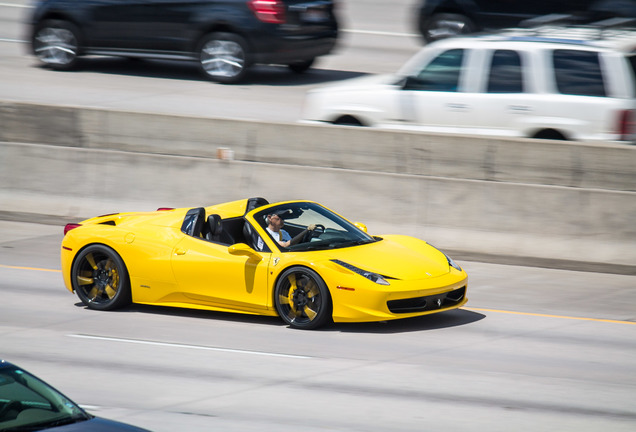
[288, 58, 315, 74]
[533, 129, 568, 140]
[198, 32, 249, 84]
[333, 115, 364, 126]
[275, 267, 331, 330]
[71, 244, 131, 311]
[32, 19, 80, 70]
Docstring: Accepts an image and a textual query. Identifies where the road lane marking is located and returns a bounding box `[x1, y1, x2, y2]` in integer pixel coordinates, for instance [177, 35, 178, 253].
[466, 307, 636, 325]
[68, 334, 312, 359]
[0, 264, 61, 273]
[0, 2, 32, 7]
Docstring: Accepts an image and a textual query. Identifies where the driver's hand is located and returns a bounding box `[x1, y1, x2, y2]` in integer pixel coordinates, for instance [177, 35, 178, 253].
[308, 224, 316, 231]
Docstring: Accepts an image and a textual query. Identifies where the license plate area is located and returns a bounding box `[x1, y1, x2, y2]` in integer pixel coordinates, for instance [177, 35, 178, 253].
[301, 8, 329, 23]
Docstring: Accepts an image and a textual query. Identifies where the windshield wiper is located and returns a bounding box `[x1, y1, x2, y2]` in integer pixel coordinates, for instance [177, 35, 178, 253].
[3, 415, 89, 431]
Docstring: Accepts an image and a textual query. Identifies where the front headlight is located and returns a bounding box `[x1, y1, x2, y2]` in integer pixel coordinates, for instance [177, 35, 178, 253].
[331, 259, 391, 285]
[445, 254, 462, 271]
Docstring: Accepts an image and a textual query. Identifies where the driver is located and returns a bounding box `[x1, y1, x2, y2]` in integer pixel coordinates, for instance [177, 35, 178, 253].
[266, 210, 316, 247]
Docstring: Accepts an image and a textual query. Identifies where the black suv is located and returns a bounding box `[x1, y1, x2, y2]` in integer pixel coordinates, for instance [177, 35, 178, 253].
[416, 0, 636, 42]
[29, 0, 339, 83]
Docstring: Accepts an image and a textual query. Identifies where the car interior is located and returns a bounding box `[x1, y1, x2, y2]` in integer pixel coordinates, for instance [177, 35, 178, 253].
[180, 197, 273, 252]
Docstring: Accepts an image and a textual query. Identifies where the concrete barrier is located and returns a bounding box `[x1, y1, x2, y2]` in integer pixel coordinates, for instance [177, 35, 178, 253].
[1, 101, 635, 269]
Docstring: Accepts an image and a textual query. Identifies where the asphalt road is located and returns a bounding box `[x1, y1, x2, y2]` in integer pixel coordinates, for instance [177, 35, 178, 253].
[1, 221, 636, 432]
[2, 2, 636, 431]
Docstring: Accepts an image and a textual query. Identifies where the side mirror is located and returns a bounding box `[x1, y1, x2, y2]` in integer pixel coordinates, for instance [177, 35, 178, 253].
[229, 243, 262, 259]
[403, 76, 426, 91]
[354, 222, 368, 233]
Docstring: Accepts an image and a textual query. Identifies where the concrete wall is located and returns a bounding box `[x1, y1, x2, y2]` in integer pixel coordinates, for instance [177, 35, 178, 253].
[1, 101, 635, 267]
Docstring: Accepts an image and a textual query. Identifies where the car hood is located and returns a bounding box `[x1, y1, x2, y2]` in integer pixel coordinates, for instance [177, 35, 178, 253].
[48, 416, 150, 431]
[325, 235, 451, 280]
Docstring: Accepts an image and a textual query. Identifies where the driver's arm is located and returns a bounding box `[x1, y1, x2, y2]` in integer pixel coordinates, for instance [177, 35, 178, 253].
[289, 224, 317, 246]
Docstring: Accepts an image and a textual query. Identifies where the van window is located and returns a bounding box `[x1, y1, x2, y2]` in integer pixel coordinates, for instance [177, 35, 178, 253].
[553, 50, 606, 97]
[487, 50, 524, 93]
[412, 49, 464, 92]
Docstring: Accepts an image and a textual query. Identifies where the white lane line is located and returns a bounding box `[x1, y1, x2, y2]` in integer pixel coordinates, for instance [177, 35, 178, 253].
[0, 38, 28, 43]
[68, 334, 312, 359]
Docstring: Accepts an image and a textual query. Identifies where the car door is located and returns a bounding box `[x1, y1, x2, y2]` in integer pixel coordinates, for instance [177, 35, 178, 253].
[462, 47, 534, 137]
[398, 48, 473, 133]
[87, 0, 195, 51]
[170, 232, 272, 312]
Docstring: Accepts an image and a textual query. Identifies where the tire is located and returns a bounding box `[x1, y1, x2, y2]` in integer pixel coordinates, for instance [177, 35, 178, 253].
[275, 266, 332, 330]
[533, 129, 567, 140]
[71, 244, 131, 311]
[198, 32, 249, 84]
[288, 58, 315, 74]
[32, 19, 80, 70]
[333, 115, 364, 126]
[420, 13, 474, 43]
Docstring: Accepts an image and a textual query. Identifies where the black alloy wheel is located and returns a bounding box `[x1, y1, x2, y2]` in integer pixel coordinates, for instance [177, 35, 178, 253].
[71, 244, 131, 310]
[275, 266, 331, 330]
[198, 32, 249, 84]
[33, 19, 80, 70]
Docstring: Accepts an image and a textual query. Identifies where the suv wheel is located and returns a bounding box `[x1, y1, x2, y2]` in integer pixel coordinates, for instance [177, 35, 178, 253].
[32, 20, 80, 70]
[421, 13, 474, 43]
[198, 32, 249, 84]
[288, 58, 315, 74]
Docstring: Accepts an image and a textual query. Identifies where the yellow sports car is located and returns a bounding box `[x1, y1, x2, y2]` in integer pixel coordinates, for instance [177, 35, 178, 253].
[61, 198, 467, 329]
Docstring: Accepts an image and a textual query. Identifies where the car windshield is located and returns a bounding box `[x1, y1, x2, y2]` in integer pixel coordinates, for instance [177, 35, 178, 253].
[255, 202, 377, 252]
[0, 364, 90, 431]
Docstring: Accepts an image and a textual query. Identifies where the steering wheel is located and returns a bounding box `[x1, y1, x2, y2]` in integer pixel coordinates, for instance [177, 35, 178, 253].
[0, 401, 22, 420]
[302, 224, 325, 243]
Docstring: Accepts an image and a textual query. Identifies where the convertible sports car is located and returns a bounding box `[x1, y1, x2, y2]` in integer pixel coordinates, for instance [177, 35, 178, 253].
[61, 198, 468, 329]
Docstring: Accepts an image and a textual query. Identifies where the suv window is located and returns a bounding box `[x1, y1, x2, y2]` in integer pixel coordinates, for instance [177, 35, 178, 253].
[487, 50, 524, 93]
[553, 50, 606, 97]
[413, 49, 464, 92]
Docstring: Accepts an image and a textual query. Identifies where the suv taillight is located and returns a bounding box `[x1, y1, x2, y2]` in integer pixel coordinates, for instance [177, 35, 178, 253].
[618, 109, 636, 141]
[248, 0, 286, 24]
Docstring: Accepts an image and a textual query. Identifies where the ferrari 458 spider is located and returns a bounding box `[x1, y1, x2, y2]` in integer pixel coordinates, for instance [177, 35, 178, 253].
[61, 198, 468, 329]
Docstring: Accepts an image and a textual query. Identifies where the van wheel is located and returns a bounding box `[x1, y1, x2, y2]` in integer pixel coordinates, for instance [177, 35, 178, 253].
[533, 129, 567, 140]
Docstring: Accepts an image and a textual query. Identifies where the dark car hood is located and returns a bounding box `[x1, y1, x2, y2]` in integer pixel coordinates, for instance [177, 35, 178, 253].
[49, 417, 150, 431]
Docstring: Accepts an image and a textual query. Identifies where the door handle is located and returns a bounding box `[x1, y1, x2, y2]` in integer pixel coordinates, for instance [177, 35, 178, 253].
[446, 103, 469, 111]
[175, 248, 186, 255]
[508, 105, 531, 112]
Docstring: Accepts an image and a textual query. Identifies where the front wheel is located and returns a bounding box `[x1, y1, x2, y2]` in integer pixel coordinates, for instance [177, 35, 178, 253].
[288, 58, 315, 74]
[198, 32, 249, 84]
[32, 20, 80, 70]
[275, 267, 332, 330]
[71, 244, 131, 311]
